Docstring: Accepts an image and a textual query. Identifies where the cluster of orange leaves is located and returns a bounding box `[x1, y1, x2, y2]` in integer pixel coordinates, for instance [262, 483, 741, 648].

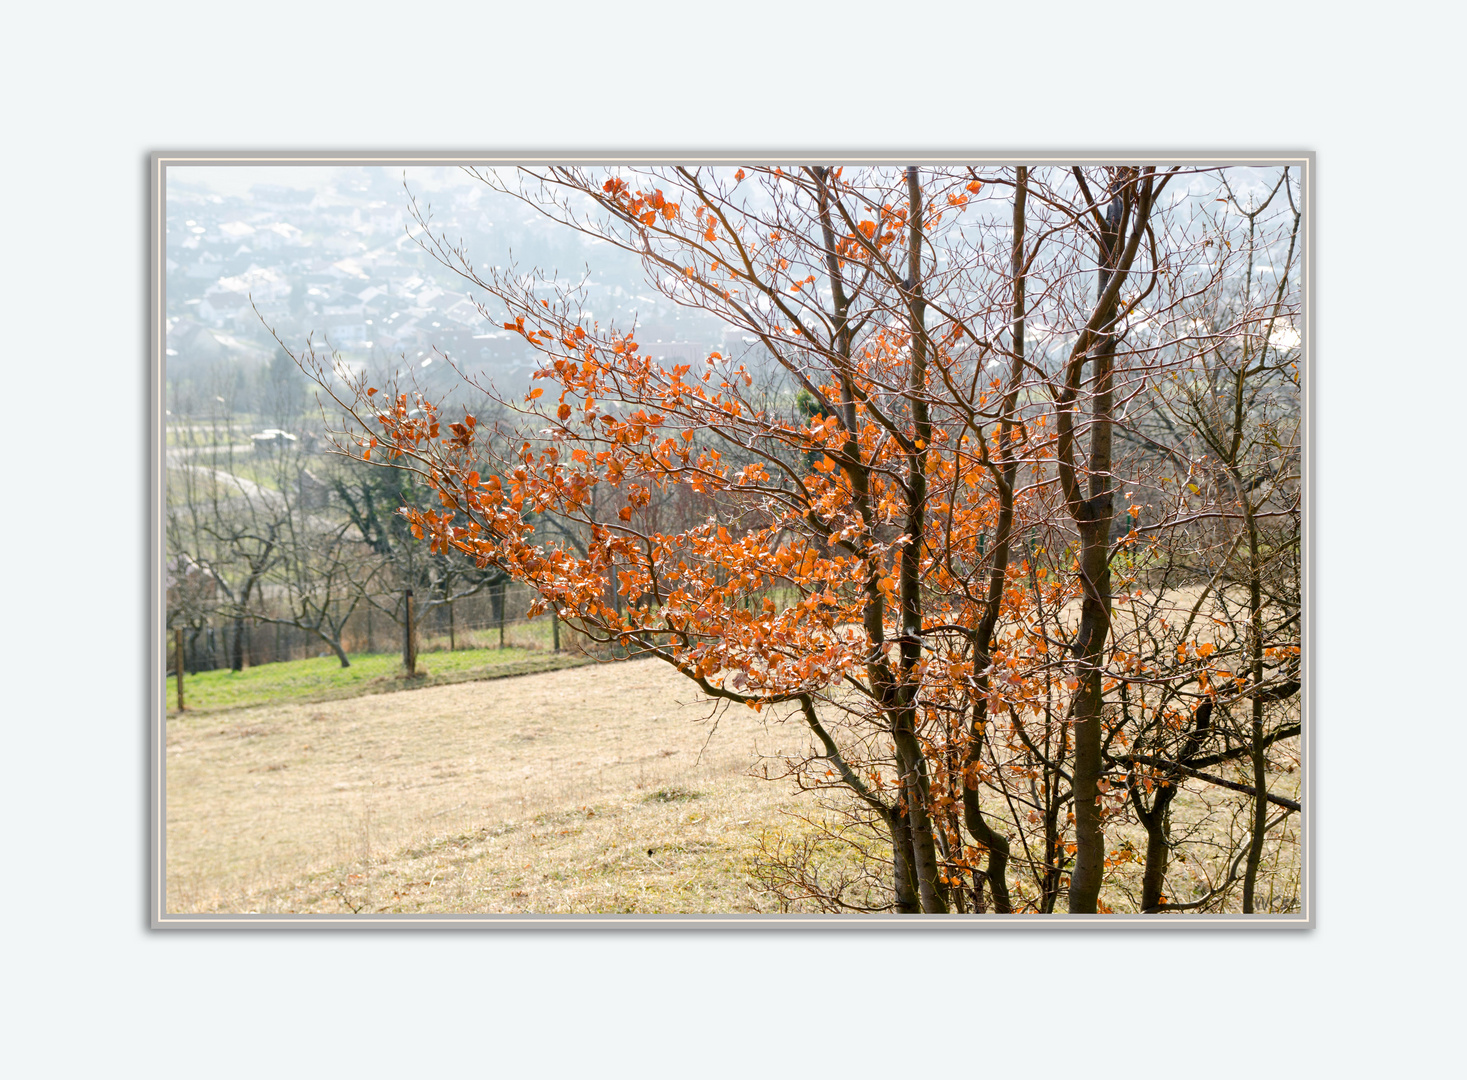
[363, 305, 1099, 752]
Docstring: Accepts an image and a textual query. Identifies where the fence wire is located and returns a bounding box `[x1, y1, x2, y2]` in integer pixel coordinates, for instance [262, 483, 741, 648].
[164, 580, 589, 676]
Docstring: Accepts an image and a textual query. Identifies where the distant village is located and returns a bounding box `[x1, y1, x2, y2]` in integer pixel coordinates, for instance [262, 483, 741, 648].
[165, 168, 742, 414]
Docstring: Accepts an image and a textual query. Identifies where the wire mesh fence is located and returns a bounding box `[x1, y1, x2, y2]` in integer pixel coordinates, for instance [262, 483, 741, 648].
[165, 580, 591, 677]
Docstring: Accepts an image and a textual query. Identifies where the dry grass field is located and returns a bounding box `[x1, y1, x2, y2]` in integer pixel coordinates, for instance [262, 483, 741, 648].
[166, 654, 1300, 916]
[165, 659, 853, 914]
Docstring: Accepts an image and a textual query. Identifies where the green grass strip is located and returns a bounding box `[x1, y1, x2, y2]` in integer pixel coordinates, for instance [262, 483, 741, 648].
[166, 647, 593, 715]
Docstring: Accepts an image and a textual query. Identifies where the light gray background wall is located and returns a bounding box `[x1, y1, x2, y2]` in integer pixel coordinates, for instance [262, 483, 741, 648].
[4, 1, 1457, 1074]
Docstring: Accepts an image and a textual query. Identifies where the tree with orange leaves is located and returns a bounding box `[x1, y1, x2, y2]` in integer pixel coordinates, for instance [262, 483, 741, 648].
[292, 162, 1302, 915]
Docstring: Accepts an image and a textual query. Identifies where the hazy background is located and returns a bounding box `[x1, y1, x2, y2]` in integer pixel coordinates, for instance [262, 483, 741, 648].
[165, 164, 728, 402]
[164, 161, 1290, 415]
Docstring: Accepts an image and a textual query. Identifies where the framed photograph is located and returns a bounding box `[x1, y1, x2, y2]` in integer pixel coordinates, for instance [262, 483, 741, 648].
[151, 152, 1310, 927]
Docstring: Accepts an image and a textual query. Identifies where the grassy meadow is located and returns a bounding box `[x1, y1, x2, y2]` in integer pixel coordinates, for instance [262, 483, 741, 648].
[165, 660, 878, 914]
[166, 646, 590, 714]
[165, 653, 1299, 916]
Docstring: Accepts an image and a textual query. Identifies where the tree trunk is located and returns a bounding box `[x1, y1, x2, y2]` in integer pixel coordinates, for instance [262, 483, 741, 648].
[325, 632, 351, 668]
[1137, 784, 1177, 912]
[174, 627, 185, 711]
[403, 589, 417, 677]
[894, 727, 947, 913]
[887, 808, 922, 914]
[1242, 511, 1268, 912]
[891, 168, 947, 914]
[492, 582, 507, 650]
[963, 797, 1012, 914]
[1040, 800, 1065, 914]
[230, 615, 246, 672]
[1135, 699, 1210, 911]
[1066, 190, 1123, 914]
[957, 165, 1029, 916]
[1061, 172, 1157, 914]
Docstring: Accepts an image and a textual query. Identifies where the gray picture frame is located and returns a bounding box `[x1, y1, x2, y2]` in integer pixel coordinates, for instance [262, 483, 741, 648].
[150, 150, 1314, 929]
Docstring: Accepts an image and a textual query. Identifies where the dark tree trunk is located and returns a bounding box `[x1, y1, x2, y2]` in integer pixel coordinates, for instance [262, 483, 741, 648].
[1242, 514, 1268, 912]
[1135, 699, 1209, 911]
[326, 633, 351, 668]
[957, 165, 1030, 917]
[888, 808, 922, 914]
[1136, 783, 1178, 912]
[230, 615, 246, 672]
[895, 727, 947, 913]
[1066, 191, 1123, 915]
[1059, 170, 1156, 913]
[1040, 798, 1065, 914]
[402, 589, 417, 677]
[893, 168, 947, 914]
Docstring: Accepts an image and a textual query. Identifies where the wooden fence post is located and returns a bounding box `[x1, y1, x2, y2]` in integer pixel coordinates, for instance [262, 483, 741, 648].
[174, 627, 185, 712]
[403, 588, 417, 677]
[552, 608, 560, 653]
